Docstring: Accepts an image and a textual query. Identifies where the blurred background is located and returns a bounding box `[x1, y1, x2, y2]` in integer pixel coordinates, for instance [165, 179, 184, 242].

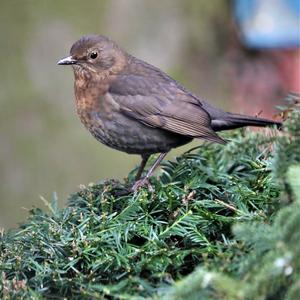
[0, 0, 299, 229]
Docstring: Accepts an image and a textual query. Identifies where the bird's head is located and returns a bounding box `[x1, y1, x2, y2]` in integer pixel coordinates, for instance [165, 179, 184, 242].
[57, 35, 127, 77]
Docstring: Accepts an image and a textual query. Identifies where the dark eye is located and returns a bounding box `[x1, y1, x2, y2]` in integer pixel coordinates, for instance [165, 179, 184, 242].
[90, 51, 98, 59]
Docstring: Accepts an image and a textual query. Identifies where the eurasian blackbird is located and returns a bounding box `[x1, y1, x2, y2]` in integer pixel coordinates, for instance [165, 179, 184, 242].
[58, 35, 281, 191]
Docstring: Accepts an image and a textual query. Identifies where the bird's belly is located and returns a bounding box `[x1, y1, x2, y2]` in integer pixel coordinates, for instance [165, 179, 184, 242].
[81, 111, 191, 154]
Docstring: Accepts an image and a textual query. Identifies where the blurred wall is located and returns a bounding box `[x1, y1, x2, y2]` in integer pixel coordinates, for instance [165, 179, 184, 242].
[0, 0, 269, 229]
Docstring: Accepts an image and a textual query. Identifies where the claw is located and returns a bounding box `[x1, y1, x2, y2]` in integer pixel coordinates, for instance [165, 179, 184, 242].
[132, 177, 153, 194]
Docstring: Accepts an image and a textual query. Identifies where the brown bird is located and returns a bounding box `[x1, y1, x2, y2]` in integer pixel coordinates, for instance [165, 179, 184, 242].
[58, 35, 281, 191]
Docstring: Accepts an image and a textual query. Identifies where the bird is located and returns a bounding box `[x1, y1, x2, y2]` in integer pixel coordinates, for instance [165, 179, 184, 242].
[57, 35, 281, 192]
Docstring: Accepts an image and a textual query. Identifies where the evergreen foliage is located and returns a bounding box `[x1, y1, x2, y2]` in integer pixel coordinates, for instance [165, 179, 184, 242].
[1, 105, 299, 299]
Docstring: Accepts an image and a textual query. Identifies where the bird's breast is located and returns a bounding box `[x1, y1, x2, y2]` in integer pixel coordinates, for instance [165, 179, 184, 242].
[74, 75, 112, 123]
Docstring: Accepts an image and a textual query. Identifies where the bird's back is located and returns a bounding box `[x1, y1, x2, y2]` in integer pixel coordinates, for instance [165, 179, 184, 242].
[121, 56, 281, 132]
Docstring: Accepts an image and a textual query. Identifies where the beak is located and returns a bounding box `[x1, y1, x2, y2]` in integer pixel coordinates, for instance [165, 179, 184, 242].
[57, 56, 77, 65]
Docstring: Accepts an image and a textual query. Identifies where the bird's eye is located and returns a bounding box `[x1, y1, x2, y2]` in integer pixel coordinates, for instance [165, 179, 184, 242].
[90, 51, 98, 59]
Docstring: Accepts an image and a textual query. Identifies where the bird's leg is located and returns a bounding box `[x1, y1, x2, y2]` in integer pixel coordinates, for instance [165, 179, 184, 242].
[144, 152, 168, 180]
[132, 152, 168, 192]
[135, 154, 150, 181]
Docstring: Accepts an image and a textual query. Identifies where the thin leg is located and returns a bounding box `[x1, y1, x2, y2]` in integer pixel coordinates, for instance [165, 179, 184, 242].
[135, 154, 150, 181]
[132, 152, 168, 192]
[144, 152, 167, 180]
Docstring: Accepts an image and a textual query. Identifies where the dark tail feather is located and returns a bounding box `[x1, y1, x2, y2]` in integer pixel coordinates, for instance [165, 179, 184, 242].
[211, 113, 282, 131]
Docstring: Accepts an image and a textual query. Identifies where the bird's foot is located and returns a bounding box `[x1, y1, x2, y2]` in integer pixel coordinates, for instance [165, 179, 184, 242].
[132, 177, 153, 194]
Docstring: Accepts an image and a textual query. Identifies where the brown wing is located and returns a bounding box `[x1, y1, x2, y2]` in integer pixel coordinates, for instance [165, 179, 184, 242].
[109, 72, 226, 144]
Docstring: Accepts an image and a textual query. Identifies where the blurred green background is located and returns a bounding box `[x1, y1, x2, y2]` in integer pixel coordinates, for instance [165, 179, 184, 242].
[0, 0, 265, 229]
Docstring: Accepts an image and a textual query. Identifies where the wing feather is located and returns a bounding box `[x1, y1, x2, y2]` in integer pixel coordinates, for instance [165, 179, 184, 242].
[109, 72, 226, 144]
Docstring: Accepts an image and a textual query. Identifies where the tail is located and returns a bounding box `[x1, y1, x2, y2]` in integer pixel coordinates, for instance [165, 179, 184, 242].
[211, 112, 282, 132]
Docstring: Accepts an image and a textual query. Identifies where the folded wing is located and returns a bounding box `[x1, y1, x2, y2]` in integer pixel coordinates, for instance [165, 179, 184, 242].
[109, 73, 226, 145]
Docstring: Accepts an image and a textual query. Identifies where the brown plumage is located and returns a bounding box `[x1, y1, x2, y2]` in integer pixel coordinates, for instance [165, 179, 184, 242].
[58, 35, 281, 191]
